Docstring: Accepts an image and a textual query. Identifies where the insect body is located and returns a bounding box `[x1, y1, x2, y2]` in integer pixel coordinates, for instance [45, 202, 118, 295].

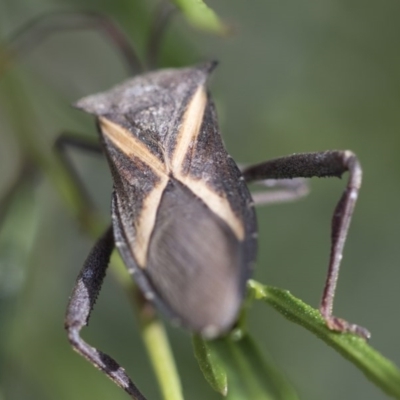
[76, 61, 257, 336]
[64, 61, 369, 400]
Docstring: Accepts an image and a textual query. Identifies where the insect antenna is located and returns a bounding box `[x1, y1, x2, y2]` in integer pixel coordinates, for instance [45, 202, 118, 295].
[145, 2, 176, 71]
[0, 10, 143, 76]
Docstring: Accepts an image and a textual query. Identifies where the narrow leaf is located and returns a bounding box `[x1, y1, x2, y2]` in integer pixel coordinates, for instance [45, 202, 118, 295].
[248, 280, 400, 399]
[192, 335, 228, 396]
[194, 332, 298, 400]
[232, 335, 298, 400]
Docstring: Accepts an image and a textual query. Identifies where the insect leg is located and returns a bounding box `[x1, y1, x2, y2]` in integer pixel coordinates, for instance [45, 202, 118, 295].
[247, 177, 309, 206]
[2, 11, 143, 76]
[54, 132, 103, 213]
[65, 226, 147, 400]
[242, 150, 370, 339]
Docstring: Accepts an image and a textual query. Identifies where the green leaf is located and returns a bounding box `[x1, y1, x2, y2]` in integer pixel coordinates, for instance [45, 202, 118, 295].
[194, 333, 298, 400]
[248, 280, 400, 399]
[170, 0, 229, 35]
[230, 335, 298, 400]
[192, 335, 228, 396]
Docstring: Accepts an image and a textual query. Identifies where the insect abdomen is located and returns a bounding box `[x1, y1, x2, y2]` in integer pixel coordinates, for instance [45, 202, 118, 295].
[146, 178, 245, 337]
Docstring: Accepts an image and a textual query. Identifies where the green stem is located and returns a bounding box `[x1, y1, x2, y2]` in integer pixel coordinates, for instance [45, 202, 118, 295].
[142, 318, 183, 400]
[112, 255, 184, 400]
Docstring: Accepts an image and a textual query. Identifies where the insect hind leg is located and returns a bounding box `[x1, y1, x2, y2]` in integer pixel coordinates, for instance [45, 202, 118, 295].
[242, 150, 370, 339]
[248, 177, 309, 206]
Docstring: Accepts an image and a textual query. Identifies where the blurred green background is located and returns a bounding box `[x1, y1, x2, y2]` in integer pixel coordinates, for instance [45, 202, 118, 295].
[1, 0, 400, 399]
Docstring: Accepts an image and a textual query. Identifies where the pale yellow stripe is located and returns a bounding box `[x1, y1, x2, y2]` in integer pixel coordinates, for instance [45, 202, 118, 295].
[99, 117, 166, 175]
[171, 86, 207, 172]
[133, 176, 169, 267]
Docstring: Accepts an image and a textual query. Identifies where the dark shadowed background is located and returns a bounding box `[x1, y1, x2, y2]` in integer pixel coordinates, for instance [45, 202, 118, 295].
[1, 0, 400, 399]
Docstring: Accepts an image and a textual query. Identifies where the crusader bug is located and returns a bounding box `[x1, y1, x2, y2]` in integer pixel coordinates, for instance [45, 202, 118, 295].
[3, 10, 371, 400]
[68, 67, 371, 398]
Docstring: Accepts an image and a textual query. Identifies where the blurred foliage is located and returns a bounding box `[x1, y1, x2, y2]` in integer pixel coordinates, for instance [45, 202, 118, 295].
[195, 332, 300, 400]
[170, 0, 228, 35]
[1, 0, 400, 399]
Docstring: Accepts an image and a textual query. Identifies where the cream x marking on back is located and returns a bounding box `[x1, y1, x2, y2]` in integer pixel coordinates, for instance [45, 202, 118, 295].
[99, 117, 166, 175]
[99, 84, 244, 268]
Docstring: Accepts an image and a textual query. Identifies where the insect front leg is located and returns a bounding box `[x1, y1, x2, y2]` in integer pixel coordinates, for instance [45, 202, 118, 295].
[242, 150, 370, 339]
[65, 226, 147, 400]
[52, 132, 107, 234]
[145, 2, 175, 70]
[54, 132, 103, 213]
